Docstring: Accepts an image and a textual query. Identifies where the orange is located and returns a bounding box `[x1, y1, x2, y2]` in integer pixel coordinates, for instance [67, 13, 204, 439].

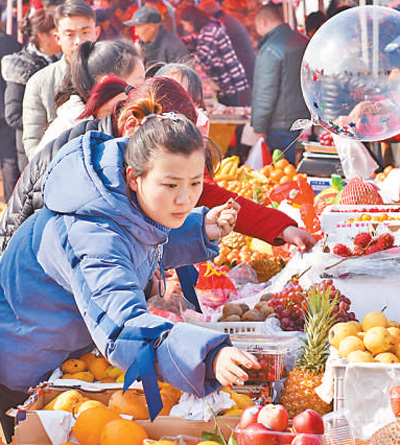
[260, 164, 273, 177]
[279, 175, 292, 185]
[283, 164, 297, 177]
[376, 172, 386, 182]
[293, 173, 307, 181]
[87, 356, 110, 381]
[72, 406, 120, 445]
[274, 158, 289, 170]
[108, 390, 150, 420]
[158, 382, 182, 404]
[269, 169, 284, 183]
[384, 165, 394, 175]
[99, 418, 148, 445]
[61, 359, 88, 374]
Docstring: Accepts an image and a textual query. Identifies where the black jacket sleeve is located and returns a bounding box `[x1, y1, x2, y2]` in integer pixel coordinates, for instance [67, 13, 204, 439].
[4, 81, 25, 129]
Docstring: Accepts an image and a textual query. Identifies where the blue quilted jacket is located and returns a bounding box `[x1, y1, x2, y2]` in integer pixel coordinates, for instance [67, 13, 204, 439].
[0, 131, 230, 400]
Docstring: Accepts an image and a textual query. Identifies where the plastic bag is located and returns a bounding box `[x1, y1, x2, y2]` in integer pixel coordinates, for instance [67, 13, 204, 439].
[245, 137, 271, 169]
[332, 134, 379, 180]
[195, 262, 237, 309]
[227, 261, 259, 286]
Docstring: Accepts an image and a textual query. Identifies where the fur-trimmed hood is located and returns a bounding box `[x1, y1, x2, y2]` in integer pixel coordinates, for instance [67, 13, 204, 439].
[1, 46, 52, 85]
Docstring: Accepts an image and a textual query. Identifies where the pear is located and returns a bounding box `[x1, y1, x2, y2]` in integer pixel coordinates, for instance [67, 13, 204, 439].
[53, 390, 86, 412]
[329, 322, 362, 349]
[363, 327, 396, 355]
[362, 311, 388, 331]
[338, 336, 365, 357]
[374, 352, 400, 364]
[347, 350, 374, 363]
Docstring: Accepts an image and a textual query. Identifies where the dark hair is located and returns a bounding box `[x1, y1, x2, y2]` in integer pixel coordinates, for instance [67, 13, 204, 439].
[19, 8, 56, 46]
[121, 77, 220, 176]
[305, 10, 327, 36]
[55, 39, 140, 108]
[42, 0, 64, 7]
[155, 63, 205, 110]
[54, 0, 96, 28]
[124, 106, 206, 180]
[180, 5, 211, 33]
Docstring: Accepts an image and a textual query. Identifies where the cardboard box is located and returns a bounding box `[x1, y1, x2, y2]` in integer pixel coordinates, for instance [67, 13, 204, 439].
[12, 384, 240, 444]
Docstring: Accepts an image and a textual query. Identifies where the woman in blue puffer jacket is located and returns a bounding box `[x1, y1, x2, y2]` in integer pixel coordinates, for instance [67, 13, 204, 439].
[0, 98, 259, 442]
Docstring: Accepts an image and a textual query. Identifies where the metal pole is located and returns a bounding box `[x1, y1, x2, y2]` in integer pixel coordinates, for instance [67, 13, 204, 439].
[17, 0, 23, 44]
[6, 0, 12, 36]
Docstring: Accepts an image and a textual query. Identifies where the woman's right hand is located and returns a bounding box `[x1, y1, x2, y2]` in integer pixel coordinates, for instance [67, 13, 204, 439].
[212, 346, 260, 387]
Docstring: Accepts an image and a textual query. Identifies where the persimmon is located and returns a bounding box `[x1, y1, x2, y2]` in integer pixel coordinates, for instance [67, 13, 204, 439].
[270, 169, 284, 183]
[279, 175, 292, 185]
[284, 164, 297, 177]
[72, 406, 120, 445]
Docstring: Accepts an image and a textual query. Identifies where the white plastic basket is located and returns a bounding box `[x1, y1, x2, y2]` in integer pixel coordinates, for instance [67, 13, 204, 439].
[207, 321, 266, 335]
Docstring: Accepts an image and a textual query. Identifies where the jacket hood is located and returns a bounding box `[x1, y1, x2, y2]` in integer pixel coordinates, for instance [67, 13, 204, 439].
[43, 130, 169, 244]
[1, 46, 49, 84]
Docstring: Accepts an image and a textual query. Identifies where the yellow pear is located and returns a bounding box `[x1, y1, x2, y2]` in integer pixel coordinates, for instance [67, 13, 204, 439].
[374, 352, 400, 363]
[363, 327, 396, 355]
[68, 371, 95, 383]
[329, 322, 361, 349]
[388, 320, 400, 328]
[346, 321, 363, 333]
[338, 336, 365, 357]
[53, 390, 86, 412]
[347, 350, 375, 363]
[362, 311, 389, 331]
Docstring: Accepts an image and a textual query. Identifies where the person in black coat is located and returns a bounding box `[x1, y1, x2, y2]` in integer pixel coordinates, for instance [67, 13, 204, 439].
[1, 9, 60, 173]
[0, 30, 21, 202]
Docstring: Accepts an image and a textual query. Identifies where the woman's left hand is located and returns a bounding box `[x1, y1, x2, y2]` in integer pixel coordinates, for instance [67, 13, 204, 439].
[204, 199, 240, 240]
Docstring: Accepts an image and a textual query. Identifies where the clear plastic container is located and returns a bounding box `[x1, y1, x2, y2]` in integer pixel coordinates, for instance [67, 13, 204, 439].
[231, 334, 301, 384]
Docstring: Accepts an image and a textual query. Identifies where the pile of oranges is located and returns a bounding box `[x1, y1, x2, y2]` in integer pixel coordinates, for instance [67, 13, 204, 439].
[259, 159, 307, 186]
[216, 180, 270, 202]
[374, 165, 395, 182]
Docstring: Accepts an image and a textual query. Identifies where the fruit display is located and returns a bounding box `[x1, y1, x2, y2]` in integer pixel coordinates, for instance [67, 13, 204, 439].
[235, 404, 325, 445]
[268, 279, 355, 332]
[329, 311, 400, 363]
[345, 212, 400, 223]
[244, 350, 286, 383]
[59, 352, 125, 383]
[214, 231, 285, 281]
[280, 284, 337, 417]
[339, 177, 384, 206]
[331, 232, 395, 257]
[217, 300, 274, 322]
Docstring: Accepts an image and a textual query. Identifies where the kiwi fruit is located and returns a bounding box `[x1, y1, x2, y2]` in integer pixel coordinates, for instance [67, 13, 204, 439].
[222, 303, 243, 318]
[221, 314, 242, 322]
[242, 309, 264, 322]
[238, 303, 250, 314]
[260, 292, 274, 302]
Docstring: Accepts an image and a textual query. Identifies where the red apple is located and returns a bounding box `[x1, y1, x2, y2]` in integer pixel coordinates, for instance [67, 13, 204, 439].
[291, 433, 323, 445]
[237, 422, 277, 445]
[292, 409, 324, 435]
[238, 404, 263, 429]
[257, 404, 289, 432]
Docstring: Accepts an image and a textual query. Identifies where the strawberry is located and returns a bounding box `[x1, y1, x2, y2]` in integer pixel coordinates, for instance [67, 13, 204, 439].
[390, 385, 400, 417]
[365, 244, 382, 255]
[333, 244, 352, 257]
[376, 233, 395, 250]
[353, 232, 372, 249]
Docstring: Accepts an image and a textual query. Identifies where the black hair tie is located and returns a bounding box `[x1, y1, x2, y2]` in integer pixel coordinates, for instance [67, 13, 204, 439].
[124, 85, 135, 95]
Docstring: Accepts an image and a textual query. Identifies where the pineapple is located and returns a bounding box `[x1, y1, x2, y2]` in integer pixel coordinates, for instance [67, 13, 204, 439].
[280, 284, 337, 417]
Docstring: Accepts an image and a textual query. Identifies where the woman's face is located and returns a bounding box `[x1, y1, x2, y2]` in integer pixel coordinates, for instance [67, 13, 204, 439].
[128, 149, 205, 229]
[37, 29, 61, 56]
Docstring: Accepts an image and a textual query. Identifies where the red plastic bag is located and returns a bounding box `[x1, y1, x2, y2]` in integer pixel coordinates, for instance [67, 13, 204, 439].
[195, 262, 237, 309]
[266, 178, 315, 208]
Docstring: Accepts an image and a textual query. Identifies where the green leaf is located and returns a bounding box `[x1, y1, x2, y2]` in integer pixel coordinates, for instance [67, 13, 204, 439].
[201, 431, 225, 444]
[228, 433, 238, 445]
[272, 149, 284, 165]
